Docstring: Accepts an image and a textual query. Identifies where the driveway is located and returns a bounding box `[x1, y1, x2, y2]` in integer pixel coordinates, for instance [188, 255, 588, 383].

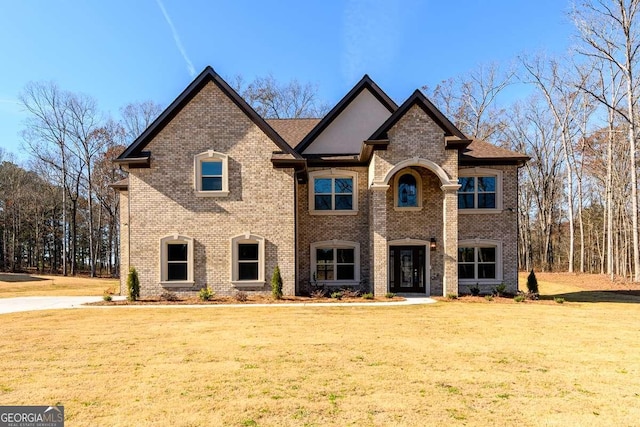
[0, 296, 126, 314]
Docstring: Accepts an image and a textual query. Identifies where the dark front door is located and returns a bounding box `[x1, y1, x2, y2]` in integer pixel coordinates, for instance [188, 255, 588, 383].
[389, 246, 426, 293]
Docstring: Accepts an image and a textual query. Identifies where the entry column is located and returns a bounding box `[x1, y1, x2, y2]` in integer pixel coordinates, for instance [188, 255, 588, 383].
[441, 184, 459, 296]
[370, 184, 389, 296]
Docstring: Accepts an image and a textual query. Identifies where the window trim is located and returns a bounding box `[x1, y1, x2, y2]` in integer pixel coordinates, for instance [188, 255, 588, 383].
[310, 240, 360, 286]
[231, 233, 265, 287]
[458, 168, 502, 213]
[194, 150, 229, 197]
[394, 169, 422, 211]
[457, 239, 503, 284]
[308, 169, 358, 215]
[160, 234, 194, 287]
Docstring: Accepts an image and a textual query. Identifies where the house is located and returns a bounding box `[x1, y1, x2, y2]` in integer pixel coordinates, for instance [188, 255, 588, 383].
[113, 66, 528, 298]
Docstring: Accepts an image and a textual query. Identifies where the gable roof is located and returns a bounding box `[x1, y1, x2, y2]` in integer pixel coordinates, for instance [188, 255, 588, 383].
[295, 75, 398, 154]
[116, 66, 302, 164]
[368, 89, 468, 143]
[266, 118, 321, 149]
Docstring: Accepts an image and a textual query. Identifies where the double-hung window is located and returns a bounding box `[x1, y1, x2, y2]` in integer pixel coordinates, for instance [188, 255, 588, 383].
[160, 235, 194, 286]
[311, 241, 360, 284]
[309, 170, 358, 215]
[231, 234, 265, 286]
[458, 168, 502, 211]
[457, 240, 502, 283]
[194, 150, 229, 196]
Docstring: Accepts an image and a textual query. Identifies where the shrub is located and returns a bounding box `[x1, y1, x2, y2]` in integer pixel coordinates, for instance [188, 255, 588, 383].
[199, 286, 214, 301]
[341, 287, 360, 298]
[469, 284, 480, 296]
[514, 294, 525, 303]
[484, 295, 494, 301]
[102, 294, 112, 302]
[310, 288, 326, 299]
[385, 292, 396, 299]
[271, 266, 283, 300]
[494, 282, 507, 297]
[160, 291, 179, 301]
[527, 269, 539, 294]
[554, 297, 565, 304]
[126, 267, 140, 302]
[446, 293, 458, 300]
[330, 291, 343, 300]
[361, 292, 374, 300]
[235, 291, 248, 302]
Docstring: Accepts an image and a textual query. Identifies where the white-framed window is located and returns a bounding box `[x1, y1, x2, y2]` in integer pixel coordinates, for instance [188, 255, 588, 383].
[310, 240, 360, 285]
[395, 169, 422, 210]
[309, 169, 358, 215]
[231, 233, 265, 286]
[457, 239, 502, 283]
[194, 150, 229, 197]
[160, 235, 194, 286]
[458, 168, 502, 212]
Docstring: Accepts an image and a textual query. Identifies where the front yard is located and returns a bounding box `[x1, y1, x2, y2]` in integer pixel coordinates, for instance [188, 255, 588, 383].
[0, 273, 639, 425]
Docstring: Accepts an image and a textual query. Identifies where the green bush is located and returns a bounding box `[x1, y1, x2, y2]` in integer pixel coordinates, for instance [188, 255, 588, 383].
[199, 286, 214, 301]
[271, 266, 283, 300]
[330, 291, 343, 300]
[362, 292, 374, 300]
[469, 284, 480, 296]
[514, 294, 525, 303]
[127, 267, 140, 302]
[446, 293, 458, 300]
[102, 294, 112, 302]
[385, 292, 396, 299]
[527, 269, 539, 294]
[554, 297, 565, 304]
[494, 282, 507, 297]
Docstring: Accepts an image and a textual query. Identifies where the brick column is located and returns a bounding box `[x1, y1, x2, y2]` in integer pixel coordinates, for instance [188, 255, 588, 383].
[441, 185, 459, 296]
[370, 185, 389, 296]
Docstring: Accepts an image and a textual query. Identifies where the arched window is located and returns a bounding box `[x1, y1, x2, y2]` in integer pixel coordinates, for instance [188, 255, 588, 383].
[194, 150, 229, 196]
[160, 235, 194, 285]
[395, 169, 421, 209]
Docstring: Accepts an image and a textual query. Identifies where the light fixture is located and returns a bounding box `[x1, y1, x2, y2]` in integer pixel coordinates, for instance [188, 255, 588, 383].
[430, 237, 437, 251]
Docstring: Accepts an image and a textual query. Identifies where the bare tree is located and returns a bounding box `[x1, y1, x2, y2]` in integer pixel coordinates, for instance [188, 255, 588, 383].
[423, 62, 514, 141]
[233, 74, 329, 119]
[120, 101, 163, 142]
[573, 0, 640, 281]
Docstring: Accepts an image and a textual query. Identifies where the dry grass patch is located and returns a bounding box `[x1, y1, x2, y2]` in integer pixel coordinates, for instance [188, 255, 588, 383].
[1, 300, 640, 426]
[0, 273, 119, 298]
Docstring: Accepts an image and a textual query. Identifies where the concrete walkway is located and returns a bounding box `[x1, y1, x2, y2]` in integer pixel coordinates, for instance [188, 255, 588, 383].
[0, 295, 435, 314]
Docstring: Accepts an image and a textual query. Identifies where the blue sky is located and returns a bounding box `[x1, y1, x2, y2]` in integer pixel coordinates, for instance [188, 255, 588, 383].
[0, 0, 575, 161]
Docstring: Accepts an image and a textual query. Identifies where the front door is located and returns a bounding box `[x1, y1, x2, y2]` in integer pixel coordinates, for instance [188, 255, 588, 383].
[389, 246, 426, 293]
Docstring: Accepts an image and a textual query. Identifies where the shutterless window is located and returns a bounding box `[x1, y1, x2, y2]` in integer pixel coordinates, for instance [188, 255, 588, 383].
[315, 248, 355, 281]
[314, 177, 353, 210]
[458, 246, 496, 279]
[167, 243, 188, 281]
[201, 160, 223, 191]
[458, 176, 496, 209]
[238, 243, 259, 281]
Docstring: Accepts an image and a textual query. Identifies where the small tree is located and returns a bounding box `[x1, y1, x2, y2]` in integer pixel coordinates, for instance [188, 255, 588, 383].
[527, 269, 539, 294]
[127, 267, 140, 301]
[271, 265, 283, 300]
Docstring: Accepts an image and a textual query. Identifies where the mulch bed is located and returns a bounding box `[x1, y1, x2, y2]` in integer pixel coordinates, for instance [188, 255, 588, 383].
[88, 295, 406, 306]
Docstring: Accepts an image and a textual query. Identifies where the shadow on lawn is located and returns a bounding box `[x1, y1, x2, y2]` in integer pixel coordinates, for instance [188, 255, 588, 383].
[541, 290, 640, 304]
[0, 273, 48, 283]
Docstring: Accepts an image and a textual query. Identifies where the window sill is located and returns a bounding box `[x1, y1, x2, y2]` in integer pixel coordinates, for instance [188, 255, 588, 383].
[195, 190, 230, 198]
[309, 210, 359, 216]
[160, 281, 195, 288]
[232, 280, 265, 288]
[459, 279, 503, 285]
[459, 209, 503, 214]
[393, 206, 422, 212]
[311, 280, 360, 287]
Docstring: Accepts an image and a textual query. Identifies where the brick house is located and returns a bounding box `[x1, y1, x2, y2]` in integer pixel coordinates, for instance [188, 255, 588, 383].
[114, 66, 527, 298]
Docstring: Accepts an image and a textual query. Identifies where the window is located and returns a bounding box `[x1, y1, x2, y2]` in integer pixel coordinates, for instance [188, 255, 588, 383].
[309, 170, 358, 215]
[457, 240, 502, 282]
[160, 235, 194, 285]
[310, 241, 360, 284]
[395, 169, 421, 209]
[194, 150, 229, 196]
[231, 234, 265, 286]
[458, 168, 502, 211]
